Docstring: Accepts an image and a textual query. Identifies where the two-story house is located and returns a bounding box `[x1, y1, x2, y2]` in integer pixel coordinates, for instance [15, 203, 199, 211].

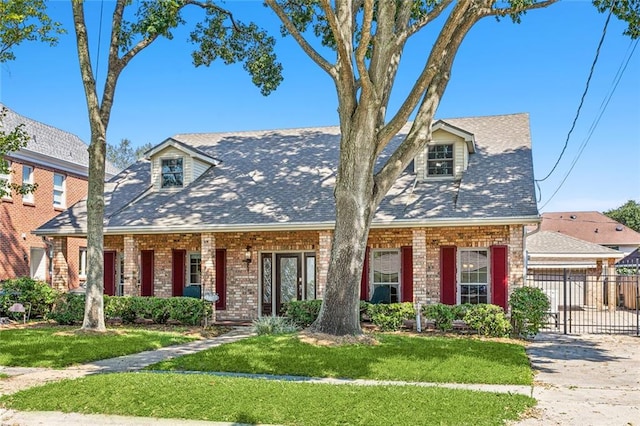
[36, 113, 540, 321]
[0, 103, 116, 288]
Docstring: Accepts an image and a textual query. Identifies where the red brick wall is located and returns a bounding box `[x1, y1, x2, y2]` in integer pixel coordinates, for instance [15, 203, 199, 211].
[0, 158, 88, 283]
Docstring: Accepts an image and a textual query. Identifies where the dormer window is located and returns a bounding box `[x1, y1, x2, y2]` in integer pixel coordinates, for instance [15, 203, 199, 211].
[427, 144, 453, 177]
[161, 158, 184, 188]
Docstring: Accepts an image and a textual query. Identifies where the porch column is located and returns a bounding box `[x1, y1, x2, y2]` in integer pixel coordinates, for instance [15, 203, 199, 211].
[123, 235, 138, 296]
[51, 237, 68, 291]
[412, 229, 427, 304]
[201, 233, 216, 316]
[317, 230, 332, 298]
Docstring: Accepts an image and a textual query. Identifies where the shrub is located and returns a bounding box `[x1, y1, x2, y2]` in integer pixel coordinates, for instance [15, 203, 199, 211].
[50, 294, 211, 326]
[423, 303, 455, 331]
[366, 302, 415, 331]
[282, 300, 323, 327]
[452, 303, 473, 320]
[252, 316, 300, 335]
[463, 304, 511, 337]
[509, 287, 551, 339]
[49, 293, 85, 325]
[0, 277, 59, 319]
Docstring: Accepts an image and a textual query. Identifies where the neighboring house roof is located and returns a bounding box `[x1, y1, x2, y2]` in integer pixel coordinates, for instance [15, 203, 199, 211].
[617, 248, 640, 266]
[527, 230, 623, 269]
[0, 103, 118, 178]
[540, 211, 640, 247]
[35, 113, 540, 236]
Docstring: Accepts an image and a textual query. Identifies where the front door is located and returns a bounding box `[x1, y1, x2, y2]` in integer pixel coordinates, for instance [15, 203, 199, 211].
[261, 252, 315, 316]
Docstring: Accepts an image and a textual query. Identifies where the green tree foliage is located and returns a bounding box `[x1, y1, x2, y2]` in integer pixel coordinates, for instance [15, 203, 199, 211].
[0, 0, 64, 63]
[0, 107, 37, 198]
[604, 200, 640, 232]
[107, 138, 152, 171]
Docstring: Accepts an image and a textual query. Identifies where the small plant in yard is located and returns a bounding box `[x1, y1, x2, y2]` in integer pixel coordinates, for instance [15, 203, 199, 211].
[423, 303, 455, 331]
[463, 304, 512, 337]
[366, 302, 415, 331]
[0, 277, 58, 319]
[251, 316, 300, 335]
[281, 299, 322, 327]
[510, 286, 551, 339]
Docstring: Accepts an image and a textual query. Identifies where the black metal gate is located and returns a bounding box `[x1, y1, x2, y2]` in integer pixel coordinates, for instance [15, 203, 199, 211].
[525, 267, 639, 335]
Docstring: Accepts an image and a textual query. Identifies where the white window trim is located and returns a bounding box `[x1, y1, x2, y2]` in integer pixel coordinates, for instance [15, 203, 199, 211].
[457, 248, 490, 305]
[160, 156, 185, 189]
[370, 249, 401, 303]
[53, 173, 66, 208]
[79, 247, 88, 280]
[22, 165, 34, 203]
[0, 160, 11, 200]
[426, 142, 455, 179]
[188, 252, 202, 286]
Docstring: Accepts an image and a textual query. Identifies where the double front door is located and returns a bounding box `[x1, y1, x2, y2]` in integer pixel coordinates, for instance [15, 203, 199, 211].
[261, 252, 316, 316]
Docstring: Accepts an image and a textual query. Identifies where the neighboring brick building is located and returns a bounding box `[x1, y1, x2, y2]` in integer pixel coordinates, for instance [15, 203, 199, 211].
[37, 113, 540, 321]
[0, 104, 115, 288]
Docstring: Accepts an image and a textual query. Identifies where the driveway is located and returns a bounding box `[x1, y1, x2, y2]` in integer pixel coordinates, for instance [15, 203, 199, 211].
[515, 333, 640, 426]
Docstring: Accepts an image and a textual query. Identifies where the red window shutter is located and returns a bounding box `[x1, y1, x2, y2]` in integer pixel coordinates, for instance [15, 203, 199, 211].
[401, 246, 413, 302]
[172, 249, 186, 297]
[440, 246, 456, 305]
[140, 250, 154, 297]
[215, 249, 227, 310]
[360, 247, 370, 301]
[491, 245, 508, 309]
[103, 251, 116, 296]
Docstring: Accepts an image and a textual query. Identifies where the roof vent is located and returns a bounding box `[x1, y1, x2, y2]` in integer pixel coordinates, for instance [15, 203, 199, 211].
[616, 225, 624, 231]
[570, 215, 577, 220]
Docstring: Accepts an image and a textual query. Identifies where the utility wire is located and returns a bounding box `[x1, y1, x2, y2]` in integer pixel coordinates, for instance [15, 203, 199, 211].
[535, 10, 612, 184]
[539, 38, 638, 211]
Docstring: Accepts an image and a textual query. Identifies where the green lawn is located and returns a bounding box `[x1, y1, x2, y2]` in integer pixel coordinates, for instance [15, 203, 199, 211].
[0, 326, 195, 368]
[150, 333, 533, 385]
[0, 372, 535, 426]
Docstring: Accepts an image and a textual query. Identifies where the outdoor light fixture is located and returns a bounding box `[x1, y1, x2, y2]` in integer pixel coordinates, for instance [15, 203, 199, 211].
[243, 246, 252, 270]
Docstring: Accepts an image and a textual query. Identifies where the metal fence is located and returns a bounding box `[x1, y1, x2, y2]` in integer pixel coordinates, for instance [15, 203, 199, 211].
[525, 267, 639, 335]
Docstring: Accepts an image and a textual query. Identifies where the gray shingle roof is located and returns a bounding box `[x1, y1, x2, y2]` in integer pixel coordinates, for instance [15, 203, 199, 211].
[527, 231, 623, 256]
[36, 113, 539, 234]
[0, 103, 118, 177]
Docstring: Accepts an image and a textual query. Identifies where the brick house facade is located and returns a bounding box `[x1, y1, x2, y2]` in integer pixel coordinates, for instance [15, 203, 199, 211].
[38, 113, 539, 321]
[1, 104, 116, 287]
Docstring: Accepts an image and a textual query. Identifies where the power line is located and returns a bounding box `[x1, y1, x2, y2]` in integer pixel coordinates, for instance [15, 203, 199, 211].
[535, 10, 612, 184]
[540, 38, 638, 211]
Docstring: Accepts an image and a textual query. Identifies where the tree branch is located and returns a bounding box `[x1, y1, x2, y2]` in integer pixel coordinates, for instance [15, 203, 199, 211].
[354, 0, 374, 97]
[402, 0, 454, 41]
[489, 0, 559, 18]
[184, 0, 240, 31]
[265, 0, 335, 76]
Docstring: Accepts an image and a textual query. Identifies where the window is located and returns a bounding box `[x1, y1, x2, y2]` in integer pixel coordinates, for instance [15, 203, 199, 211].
[161, 158, 183, 188]
[371, 250, 400, 303]
[189, 253, 202, 285]
[459, 249, 489, 304]
[0, 160, 11, 199]
[22, 165, 34, 203]
[79, 248, 87, 279]
[427, 144, 453, 177]
[53, 173, 65, 208]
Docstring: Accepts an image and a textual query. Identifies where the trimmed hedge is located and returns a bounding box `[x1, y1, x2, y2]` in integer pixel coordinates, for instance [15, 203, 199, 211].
[0, 277, 59, 319]
[423, 303, 511, 337]
[49, 293, 212, 326]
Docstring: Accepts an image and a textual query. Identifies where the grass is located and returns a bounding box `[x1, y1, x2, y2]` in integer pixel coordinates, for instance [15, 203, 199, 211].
[0, 372, 535, 425]
[149, 333, 533, 385]
[0, 326, 195, 368]
[0, 373, 9, 380]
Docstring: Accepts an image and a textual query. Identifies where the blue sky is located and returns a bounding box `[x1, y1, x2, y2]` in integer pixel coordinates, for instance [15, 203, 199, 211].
[1, 1, 639, 213]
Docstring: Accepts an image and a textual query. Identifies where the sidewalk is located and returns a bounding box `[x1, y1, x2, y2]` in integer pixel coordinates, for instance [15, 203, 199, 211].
[512, 333, 640, 426]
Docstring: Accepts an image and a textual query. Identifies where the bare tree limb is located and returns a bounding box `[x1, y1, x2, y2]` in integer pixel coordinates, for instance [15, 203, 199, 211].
[402, 0, 454, 41]
[354, 0, 374, 97]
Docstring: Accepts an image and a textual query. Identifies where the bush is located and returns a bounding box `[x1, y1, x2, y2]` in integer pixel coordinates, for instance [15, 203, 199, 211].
[50, 294, 211, 326]
[452, 303, 473, 320]
[252, 316, 300, 335]
[509, 287, 550, 339]
[423, 303, 455, 331]
[0, 277, 59, 319]
[366, 302, 415, 331]
[49, 293, 85, 325]
[282, 300, 323, 327]
[463, 304, 511, 337]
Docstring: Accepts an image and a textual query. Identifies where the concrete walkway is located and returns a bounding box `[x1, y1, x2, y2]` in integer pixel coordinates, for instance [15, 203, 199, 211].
[513, 333, 640, 426]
